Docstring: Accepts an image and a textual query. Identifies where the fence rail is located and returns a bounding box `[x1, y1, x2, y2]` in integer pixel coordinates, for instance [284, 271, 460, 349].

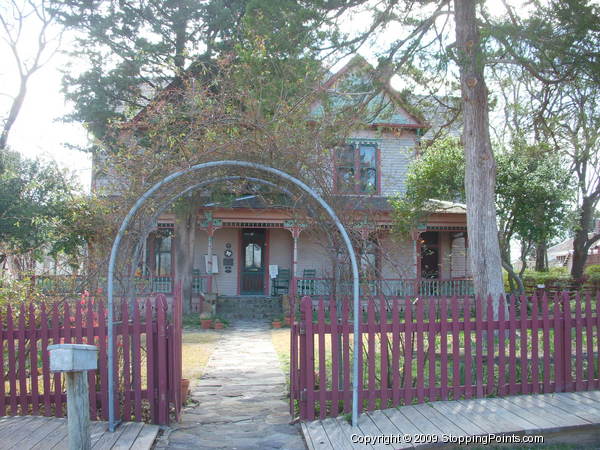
[290, 292, 600, 421]
[0, 291, 182, 425]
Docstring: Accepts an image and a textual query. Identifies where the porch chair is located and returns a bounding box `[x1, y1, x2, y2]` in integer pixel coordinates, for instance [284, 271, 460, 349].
[299, 269, 317, 296]
[272, 268, 290, 296]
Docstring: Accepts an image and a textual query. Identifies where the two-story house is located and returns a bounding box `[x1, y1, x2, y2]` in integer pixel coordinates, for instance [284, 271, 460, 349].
[96, 56, 472, 304]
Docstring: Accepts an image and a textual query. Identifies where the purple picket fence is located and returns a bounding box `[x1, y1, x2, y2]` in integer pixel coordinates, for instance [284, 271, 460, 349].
[291, 292, 600, 420]
[0, 289, 183, 425]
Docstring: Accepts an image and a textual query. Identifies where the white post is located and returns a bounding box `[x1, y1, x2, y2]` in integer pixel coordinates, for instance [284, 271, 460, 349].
[207, 231, 214, 292]
[48, 344, 98, 449]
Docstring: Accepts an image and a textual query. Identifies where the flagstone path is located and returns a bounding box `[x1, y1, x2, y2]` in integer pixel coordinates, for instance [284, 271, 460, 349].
[161, 321, 306, 449]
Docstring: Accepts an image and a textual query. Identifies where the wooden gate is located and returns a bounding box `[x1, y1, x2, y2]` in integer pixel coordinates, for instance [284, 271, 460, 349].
[0, 289, 183, 425]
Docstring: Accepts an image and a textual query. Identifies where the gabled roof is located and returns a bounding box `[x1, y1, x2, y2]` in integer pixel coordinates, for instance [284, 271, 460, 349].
[311, 55, 429, 129]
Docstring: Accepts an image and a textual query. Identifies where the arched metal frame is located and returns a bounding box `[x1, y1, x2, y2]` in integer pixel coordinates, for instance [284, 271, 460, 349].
[122, 176, 304, 300]
[107, 161, 361, 430]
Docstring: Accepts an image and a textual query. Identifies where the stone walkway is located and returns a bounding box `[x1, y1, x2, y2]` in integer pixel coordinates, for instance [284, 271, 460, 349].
[162, 321, 306, 449]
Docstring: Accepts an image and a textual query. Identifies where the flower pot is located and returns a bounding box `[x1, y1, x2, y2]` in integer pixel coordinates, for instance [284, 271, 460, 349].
[272, 321, 282, 329]
[200, 319, 212, 329]
[180, 378, 190, 404]
[284, 316, 291, 326]
[214, 321, 225, 329]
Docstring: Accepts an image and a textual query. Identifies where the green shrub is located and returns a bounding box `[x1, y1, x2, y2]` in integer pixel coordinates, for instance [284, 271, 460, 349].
[585, 264, 600, 281]
[522, 267, 570, 284]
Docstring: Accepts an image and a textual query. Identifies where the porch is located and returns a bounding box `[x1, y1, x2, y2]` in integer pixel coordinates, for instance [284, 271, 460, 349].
[139, 215, 474, 298]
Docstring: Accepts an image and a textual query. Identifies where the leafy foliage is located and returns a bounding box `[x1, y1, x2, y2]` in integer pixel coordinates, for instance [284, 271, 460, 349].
[390, 136, 464, 235]
[0, 150, 97, 268]
[585, 265, 600, 282]
[391, 135, 574, 253]
[50, 0, 333, 141]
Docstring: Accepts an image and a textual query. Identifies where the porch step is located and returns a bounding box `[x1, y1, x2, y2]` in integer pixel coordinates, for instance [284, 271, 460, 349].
[216, 296, 283, 321]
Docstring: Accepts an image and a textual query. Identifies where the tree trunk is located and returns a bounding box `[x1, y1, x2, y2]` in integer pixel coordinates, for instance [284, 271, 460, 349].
[175, 196, 197, 313]
[0, 75, 28, 151]
[535, 240, 547, 272]
[571, 195, 596, 279]
[454, 0, 505, 315]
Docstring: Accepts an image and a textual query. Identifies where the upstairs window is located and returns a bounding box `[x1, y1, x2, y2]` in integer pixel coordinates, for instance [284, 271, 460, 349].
[335, 143, 378, 194]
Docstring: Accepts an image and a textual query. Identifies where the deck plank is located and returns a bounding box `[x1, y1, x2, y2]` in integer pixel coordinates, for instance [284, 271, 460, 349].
[381, 408, 422, 437]
[428, 401, 488, 436]
[409, 403, 469, 437]
[395, 405, 442, 436]
[10, 417, 63, 449]
[0, 417, 156, 450]
[129, 424, 160, 450]
[111, 421, 144, 450]
[320, 418, 354, 450]
[459, 397, 540, 431]
[3, 416, 50, 447]
[304, 419, 334, 450]
[503, 395, 590, 427]
[455, 399, 530, 433]
[333, 417, 373, 450]
[32, 419, 68, 450]
[0, 416, 38, 440]
[534, 393, 600, 422]
[92, 421, 132, 450]
[367, 411, 412, 449]
[357, 414, 392, 450]
[486, 397, 563, 429]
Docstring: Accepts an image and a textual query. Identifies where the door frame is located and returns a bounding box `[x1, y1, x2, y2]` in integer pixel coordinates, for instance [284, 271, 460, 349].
[238, 228, 269, 295]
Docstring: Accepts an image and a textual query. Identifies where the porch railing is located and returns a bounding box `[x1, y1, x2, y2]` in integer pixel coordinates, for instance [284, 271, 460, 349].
[293, 277, 474, 297]
[34, 274, 210, 295]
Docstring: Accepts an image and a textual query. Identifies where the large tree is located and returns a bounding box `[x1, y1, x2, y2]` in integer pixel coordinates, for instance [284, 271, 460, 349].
[488, 0, 600, 277]
[0, 0, 61, 151]
[53, 0, 335, 310]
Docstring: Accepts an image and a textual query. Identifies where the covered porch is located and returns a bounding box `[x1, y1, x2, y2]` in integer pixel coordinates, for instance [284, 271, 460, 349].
[187, 208, 473, 298]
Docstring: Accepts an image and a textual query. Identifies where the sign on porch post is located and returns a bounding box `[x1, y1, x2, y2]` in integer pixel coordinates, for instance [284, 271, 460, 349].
[48, 344, 98, 450]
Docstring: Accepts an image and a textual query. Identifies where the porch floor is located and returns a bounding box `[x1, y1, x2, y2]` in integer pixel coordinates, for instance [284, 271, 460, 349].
[301, 390, 600, 449]
[0, 415, 160, 449]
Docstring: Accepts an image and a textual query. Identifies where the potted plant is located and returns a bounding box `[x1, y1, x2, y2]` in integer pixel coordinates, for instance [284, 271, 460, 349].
[213, 317, 227, 329]
[200, 313, 213, 329]
[272, 316, 283, 328]
[284, 315, 292, 326]
[181, 378, 190, 404]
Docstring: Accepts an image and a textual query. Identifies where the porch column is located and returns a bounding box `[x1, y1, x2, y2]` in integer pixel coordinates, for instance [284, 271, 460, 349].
[411, 227, 426, 296]
[207, 227, 214, 293]
[284, 221, 306, 297]
[198, 212, 222, 294]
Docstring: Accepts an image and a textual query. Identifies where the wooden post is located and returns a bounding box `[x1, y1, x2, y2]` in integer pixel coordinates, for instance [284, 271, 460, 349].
[48, 344, 98, 450]
[65, 371, 91, 450]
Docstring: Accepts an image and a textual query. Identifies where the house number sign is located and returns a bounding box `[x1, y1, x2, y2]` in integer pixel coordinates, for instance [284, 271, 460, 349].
[224, 244, 233, 273]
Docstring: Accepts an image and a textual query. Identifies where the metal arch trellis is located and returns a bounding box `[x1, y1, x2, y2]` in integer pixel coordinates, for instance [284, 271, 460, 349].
[107, 160, 361, 430]
[121, 176, 305, 302]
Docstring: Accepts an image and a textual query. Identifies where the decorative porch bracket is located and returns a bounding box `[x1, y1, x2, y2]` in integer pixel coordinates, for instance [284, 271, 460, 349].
[107, 161, 361, 430]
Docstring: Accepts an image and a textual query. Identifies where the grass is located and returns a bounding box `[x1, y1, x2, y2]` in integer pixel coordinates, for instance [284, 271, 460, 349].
[271, 328, 291, 377]
[181, 314, 221, 382]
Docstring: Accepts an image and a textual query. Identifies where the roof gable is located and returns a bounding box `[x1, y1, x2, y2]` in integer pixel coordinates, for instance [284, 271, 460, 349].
[311, 56, 428, 129]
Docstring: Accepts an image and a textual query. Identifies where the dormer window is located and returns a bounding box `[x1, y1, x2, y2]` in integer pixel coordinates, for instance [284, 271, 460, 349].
[335, 143, 379, 194]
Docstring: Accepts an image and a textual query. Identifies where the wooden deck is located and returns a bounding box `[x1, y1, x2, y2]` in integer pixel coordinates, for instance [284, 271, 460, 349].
[301, 391, 600, 449]
[0, 416, 160, 449]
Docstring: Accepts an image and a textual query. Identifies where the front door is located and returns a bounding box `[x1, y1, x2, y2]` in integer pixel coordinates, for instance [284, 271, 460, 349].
[241, 229, 266, 294]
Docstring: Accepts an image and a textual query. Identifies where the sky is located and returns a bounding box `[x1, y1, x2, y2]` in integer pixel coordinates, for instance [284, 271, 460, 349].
[0, 0, 526, 192]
